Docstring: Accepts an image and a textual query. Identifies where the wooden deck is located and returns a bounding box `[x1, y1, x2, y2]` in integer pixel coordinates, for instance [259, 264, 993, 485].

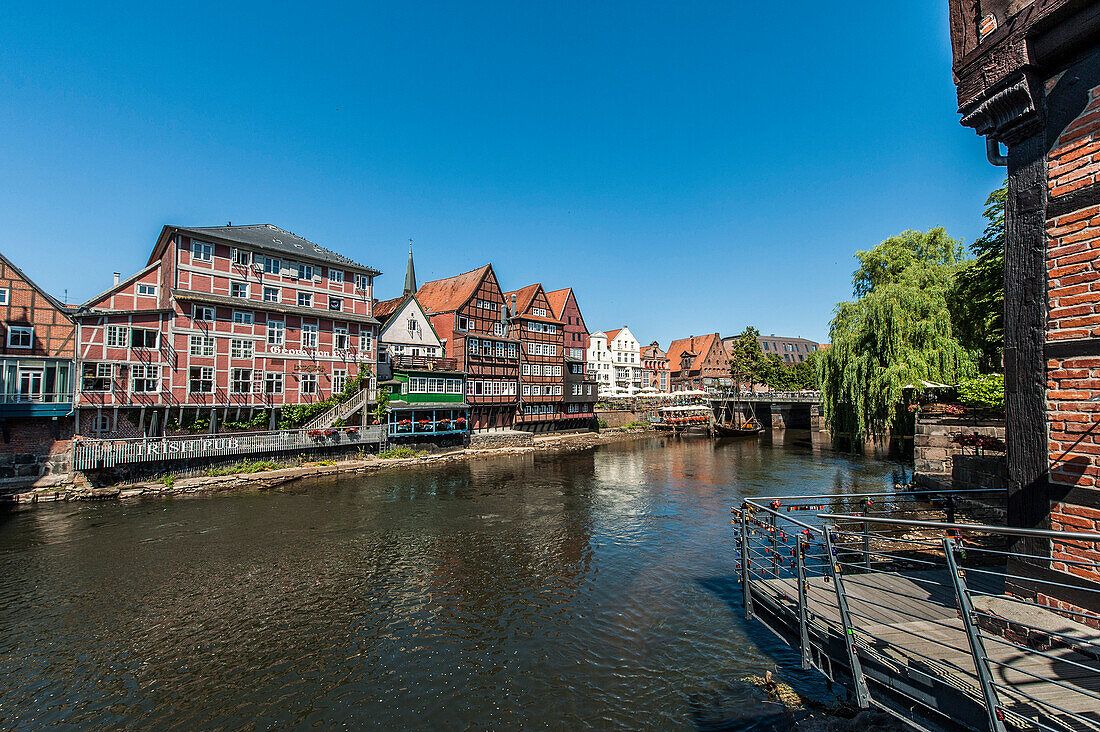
[751, 569, 1100, 731]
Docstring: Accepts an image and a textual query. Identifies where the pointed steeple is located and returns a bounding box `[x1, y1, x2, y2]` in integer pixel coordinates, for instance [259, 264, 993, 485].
[403, 239, 417, 297]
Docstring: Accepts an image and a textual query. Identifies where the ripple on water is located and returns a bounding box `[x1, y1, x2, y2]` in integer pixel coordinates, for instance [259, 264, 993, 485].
[0, 434, 896, 729]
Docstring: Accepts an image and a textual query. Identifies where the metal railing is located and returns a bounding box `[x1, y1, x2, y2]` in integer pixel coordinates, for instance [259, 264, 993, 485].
[390, 356, 459, 371]
[735, 487, 1100, 732]
[301, 376, 377, 432]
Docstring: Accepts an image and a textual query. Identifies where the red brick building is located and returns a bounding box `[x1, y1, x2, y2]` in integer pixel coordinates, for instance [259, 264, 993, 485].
[0, 252, 76, 485]
[72, 224, 379, 437]
[546, 287, 589, 361]
[416, 265, 520, 430]
[640, 341, 669, 392]
[666, 333, 728, 392]
[505, 284, 565, 427]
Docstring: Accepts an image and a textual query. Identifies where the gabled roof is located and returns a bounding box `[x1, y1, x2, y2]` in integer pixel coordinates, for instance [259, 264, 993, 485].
[503, 283, 542, 315]
[78, 261, 160, 311]
[416, 264, 493, 314]
[604, 328, 623, 342]
[372, 295, 407, 325]
[150, 224, 381, 274]
[544, 288, 571, 320]
[0, 251, 69, 313]
[666, 333, 721, 374]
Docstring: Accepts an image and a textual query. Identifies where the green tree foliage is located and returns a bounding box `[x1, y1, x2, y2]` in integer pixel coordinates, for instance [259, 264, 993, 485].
[951, 181, 1006, 372]
[957, 373, 1005, 410]
[727, 327, 770, 389]
[818, 227, 977, 440]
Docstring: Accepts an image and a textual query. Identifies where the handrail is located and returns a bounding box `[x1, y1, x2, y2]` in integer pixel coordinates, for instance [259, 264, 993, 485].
[816, 512, 1100, 543]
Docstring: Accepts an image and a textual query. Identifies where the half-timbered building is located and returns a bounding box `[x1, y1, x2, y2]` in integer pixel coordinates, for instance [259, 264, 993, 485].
[72, 224, 380, 437]
[504, 284, 565, 429]
[666, 333, 727, 392]
[416, 264, 519, 430]
[0, 252, 76, 485]
[546, 287, 589, 361]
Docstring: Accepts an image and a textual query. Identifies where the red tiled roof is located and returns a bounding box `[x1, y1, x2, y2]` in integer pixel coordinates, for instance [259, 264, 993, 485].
[666, 333, 720, 375]
[372, 295, 407, 324]
[416, 264, 491, 314]
[544, 287, 571, 320]
[503, 283, 541, 315]
[604, 328, 622, 342]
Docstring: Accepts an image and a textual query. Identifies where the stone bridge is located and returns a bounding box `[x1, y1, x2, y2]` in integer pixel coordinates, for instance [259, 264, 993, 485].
[707, 391, 823, 430]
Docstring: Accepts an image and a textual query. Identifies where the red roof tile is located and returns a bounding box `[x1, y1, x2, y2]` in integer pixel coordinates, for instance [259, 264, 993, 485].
[666, 333, 720, 375]
[372, 295, 407, 324]
[544, 287, 571, 320]
[415, 264, 491, 314]
[503, 283, 541, 315]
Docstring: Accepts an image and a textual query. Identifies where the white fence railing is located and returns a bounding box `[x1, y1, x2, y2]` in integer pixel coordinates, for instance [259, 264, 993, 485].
[301, 378, 377, 432]
[72, 426, 383, 470]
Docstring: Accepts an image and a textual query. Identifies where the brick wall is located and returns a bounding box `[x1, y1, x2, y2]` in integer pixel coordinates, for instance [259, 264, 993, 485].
[0, 417, 73, 488]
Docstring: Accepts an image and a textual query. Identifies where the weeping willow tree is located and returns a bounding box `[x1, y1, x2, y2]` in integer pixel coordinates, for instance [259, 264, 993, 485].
[818, 228, 977, 441]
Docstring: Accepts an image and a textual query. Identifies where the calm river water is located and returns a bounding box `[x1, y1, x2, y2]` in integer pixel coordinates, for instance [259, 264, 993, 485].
[0, 432, 902, 730]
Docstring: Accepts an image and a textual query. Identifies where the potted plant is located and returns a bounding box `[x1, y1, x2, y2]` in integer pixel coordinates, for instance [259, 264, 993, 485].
[455, 417, 467, 429]
[397, 419, 412, 432]
[418, 418, 432, 431]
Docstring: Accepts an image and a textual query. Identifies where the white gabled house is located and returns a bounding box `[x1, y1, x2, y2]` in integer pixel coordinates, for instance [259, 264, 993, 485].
[374, 294, 444, 360]
[586, 326, 642, 397]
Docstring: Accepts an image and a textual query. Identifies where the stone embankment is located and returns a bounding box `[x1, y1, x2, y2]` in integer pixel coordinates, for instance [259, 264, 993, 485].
[4, 428, 651, 507]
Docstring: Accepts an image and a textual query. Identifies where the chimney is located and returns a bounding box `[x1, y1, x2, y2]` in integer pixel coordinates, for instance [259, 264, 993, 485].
[511, 293, 517, 316]
[113, 272, 120, 286]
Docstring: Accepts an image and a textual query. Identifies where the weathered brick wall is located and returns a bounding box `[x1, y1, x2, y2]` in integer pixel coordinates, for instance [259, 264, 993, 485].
[595, 409, 654, 428]
[1045, 81, 1100, 588]
[913, 414, 1005, 476]
[0, 417, 73, 488]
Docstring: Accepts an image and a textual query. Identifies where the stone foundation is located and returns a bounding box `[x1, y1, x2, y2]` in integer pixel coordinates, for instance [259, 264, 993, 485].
[468, 431, 535, 449]
[913, 414, 1005, 477]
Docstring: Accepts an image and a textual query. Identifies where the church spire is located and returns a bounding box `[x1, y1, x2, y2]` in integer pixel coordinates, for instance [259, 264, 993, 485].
[403, 239, 417, 297]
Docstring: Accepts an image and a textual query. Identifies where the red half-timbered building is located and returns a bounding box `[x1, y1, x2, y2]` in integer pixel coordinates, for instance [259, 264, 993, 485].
[73, 224, 379, 437]
[505, 284, 565, 428]
[546, 287, 589, 362]
[416, 265, 519, 430]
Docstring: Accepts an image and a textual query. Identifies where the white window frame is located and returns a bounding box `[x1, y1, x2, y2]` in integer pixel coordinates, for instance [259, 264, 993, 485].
[265, 372, 283, 395]
[297, 292, 313, 307]
[232, 248, 251, 267]
[334, 327, 349, 350]
[358, 331, 372, 352]
[193, 305, 215, 321]
[230, 339, 254, 359]
[267, 320, 285, 346]
[329, 269, 344, 284]
[263, 287, 280, 303]
[263, 256, 282, 274]
[299, 373, 318, 395]
[189, 334, 215, 357]
[131, 364, 160, 393]
[6, 326, 33, 349]
[354, 273, 370, 290]
[0, 288, 8, 305]
[297, 263, 315, 281]
[191, 240, 213, 262]
[231, 368, 253, 394]
[230, 282, 249, 299]
[130, 328, 158, 350]
[232, 310, 254, 325]
[302, 324, 319, 349]
[137, 283, 157, 297]
[106, 325, 128, 348]
[189, 366, 214, 394]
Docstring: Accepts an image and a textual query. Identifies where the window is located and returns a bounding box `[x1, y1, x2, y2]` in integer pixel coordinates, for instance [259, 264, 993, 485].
[495, 342, 505, 358]
[7, 326, 32, 348]
[493, 322, 504, 336]
[130, 329, 157, 349]
[297, 292, 312, 307]
[230, 339, 254, 359]
[508, 343, 517, 358]
[468, 338, 479, 356]
[263, 287, 280, 303]
[358, 331, 372, 352]
[263, 256, 282, 274]
[532, 307, 546, 317]
[0, 289, 8, 305]
[531, 364, 541, 376]
[137, 283, 156, 297]
[354, 273, 370, 291]
[231, 282, 249, 299]
[191, 240, 213, 261]
[332, 369, 347, 394]
[531, 385, 541, 396]
[447, 379, 461, 394]
[233, 249, 251, 266]
[407, 317, 419, 332]
[302, 324, 318, 349]
[232, 310, 253, 325]
[328, 297, 343, 312]
[555, 385, 562, 396]
[189, 335, 215, 356]
[457, 316, 469, 331]
[428, 378, 442, 393]
[523, 384, 531, 396]
[189, 366, 214, 393]
[265, 372, 283, 395]
[334, 327, 349, 350]
[131, 364, 159, 393]
[409, 377, 426, 392]
[93, 413, 111, 433]
[297, 264, 315, 281]
[299, 373, 317, 395]
[106, 325, 128, 348]
[522, 364, 530, 375]
[194, 305, 215, 321]
[329, 269, 344, 283]
[82, 363, 111, 392]
[267, 320, 285, 346]
[231, 368, 252, 394]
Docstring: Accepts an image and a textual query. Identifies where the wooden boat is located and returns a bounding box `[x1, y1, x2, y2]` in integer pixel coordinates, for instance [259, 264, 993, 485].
[656, 405, 712, 436]
[714, 417, 764, 438]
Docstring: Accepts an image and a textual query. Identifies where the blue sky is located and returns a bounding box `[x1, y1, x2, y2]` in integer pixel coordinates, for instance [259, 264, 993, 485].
[0, 1, 1003, 345]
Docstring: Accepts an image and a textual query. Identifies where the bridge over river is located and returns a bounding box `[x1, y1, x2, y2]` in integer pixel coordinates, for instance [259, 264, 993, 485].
[706, 391, 823, 431]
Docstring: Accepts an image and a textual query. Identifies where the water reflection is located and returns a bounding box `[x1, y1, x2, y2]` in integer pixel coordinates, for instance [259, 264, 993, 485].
[0, 432, 898, 730]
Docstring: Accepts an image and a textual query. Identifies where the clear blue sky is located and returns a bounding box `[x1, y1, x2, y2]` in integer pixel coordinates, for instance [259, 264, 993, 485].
[0, 1, 1003, 345]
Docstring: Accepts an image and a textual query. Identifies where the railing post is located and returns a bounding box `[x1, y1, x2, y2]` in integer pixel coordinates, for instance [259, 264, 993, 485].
[770, 513, 780, 578]
[796, 533, 811, 669]
[824, 526, 870, 709]
[740, 513, 754, 620]
[862, 519, 871, 572]
[944, 538, 1006, 732]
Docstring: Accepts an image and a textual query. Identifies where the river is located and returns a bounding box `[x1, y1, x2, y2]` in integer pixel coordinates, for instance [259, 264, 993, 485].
[0, 432, 903, 730]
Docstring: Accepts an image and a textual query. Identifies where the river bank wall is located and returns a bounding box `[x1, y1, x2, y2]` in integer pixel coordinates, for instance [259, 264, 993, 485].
[2, 428, 652, 507]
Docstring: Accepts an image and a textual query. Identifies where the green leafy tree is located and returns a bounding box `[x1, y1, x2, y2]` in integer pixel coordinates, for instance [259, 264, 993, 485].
[951, 181, 1006, 373]
[818, 227, 977, 440]
[727, 327, 770, 390]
